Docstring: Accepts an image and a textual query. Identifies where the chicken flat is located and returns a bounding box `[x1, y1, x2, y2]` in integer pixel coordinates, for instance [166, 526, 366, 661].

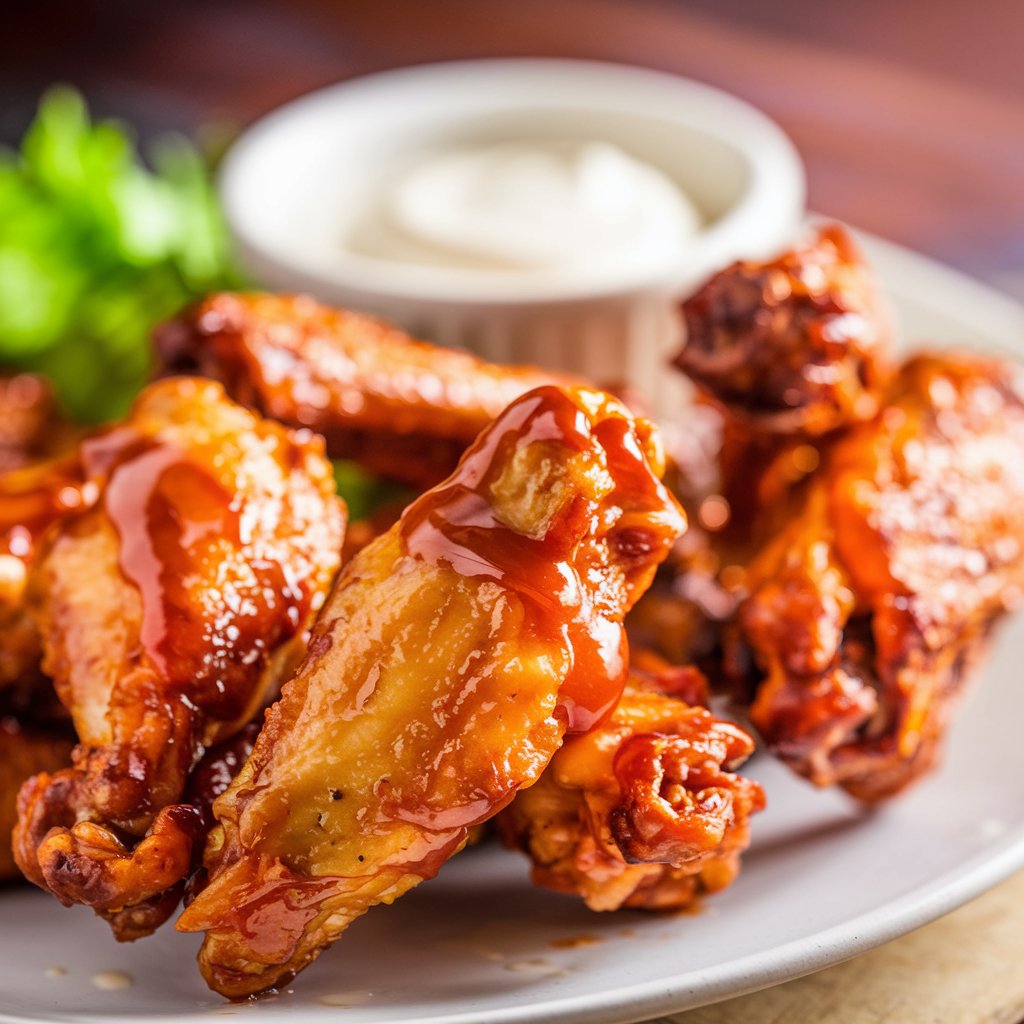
[177, 385, 685, 997]
[14, 377, 345, 936]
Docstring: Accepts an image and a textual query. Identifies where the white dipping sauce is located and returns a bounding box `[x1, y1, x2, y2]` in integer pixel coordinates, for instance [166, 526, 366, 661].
[347, 141, 701, 282]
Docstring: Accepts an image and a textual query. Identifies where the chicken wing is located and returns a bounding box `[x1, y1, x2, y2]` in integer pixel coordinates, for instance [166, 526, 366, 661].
[155, 292, 577, 489]
[496, 663, 764, 912]
[176, 385, 685, 997]
[674, 223, 893, 437]
[631, 225, 898, 669]
[735, 353, 1024, 800]
[14, 377, 345, 938]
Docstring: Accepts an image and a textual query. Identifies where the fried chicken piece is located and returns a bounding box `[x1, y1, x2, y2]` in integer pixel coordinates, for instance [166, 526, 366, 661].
[497, 666, 764, 912]
[675, 223, 893, 437]
[155, 292, 577, 489]
[176, 385, 685, 997]
[0, 718, 73, 881]
[14, 377, 345, 938]
[633, 226, 897, 670]
[736, 353, 1024, 801]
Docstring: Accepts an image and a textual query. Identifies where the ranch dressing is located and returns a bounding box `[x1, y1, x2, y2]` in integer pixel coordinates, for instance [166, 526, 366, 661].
[347, 141, 701, 282]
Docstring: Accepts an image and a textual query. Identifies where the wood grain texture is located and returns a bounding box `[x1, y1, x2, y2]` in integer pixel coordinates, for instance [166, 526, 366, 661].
[655, 870, 1024, 1024]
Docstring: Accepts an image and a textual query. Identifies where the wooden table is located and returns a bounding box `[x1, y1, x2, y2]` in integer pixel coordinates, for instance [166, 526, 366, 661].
[4, 2, 1024, 1020]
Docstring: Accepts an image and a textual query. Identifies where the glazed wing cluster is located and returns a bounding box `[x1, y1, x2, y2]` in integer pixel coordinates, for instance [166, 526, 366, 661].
[664, 223, 1024, 802]
[739, 354, 1024, 800]
[5, 306, 766, 999]
[11, 221, 1020, 1000]
[176, 385, 690, 995]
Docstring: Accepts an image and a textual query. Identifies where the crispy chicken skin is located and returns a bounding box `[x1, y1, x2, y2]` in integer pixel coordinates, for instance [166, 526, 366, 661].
[736, 353, 1024, 801]
[176, 385, 685, 998]
[497, 664, 764, 912]
[0, 719, 73, 881]
[155, 292, 576, 488]
[675, 224, 893, 437]
[14, 377, 345, 938]
[633, 225, 898, 671]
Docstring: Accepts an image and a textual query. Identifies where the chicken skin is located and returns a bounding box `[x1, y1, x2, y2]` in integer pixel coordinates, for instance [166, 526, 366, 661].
[176, 385, 685, 998]
[14, 377, 345, 938]
[631, 226, 898, 672]
[736, 353, 1024, 801]
[674, 223, 893, 437]
[155, 292, 576, 489]
[497, 662, 764, 912]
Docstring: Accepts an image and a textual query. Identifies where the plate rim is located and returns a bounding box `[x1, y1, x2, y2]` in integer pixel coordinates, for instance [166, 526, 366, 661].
[4, 228, 1024, 1024]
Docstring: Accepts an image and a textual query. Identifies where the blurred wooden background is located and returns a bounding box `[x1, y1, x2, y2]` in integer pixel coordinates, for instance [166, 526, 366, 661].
[4, 0, 1024, 293]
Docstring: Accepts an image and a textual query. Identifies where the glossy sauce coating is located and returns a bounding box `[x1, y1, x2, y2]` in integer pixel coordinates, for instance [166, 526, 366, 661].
[155, 292, 579, 488]
[14, 377, 345, 938]
[178, 385, 685, 998]
[403, 388, 679, 733]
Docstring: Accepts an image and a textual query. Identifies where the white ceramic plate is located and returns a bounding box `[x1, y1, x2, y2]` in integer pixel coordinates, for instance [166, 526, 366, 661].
[4, 234, 1024, 1024]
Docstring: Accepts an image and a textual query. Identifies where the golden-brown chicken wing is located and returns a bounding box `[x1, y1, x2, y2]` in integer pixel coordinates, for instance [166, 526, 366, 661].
[735, 353, 1024, 800]
[497, 664, 764, 912]
[632, 225, 899, 671]
[14, 377, 345, 938]
[674, 223, 893, 437]
[155, 292, 577, 488]
[176, 385, 685, 997]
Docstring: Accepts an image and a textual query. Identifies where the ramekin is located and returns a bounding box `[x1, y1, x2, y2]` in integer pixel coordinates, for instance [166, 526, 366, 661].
[219, 59, 806, 420]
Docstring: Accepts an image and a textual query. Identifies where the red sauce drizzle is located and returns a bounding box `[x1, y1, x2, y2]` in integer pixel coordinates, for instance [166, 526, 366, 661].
[400, 386, 678, 734]
[82, 431, 243, 689]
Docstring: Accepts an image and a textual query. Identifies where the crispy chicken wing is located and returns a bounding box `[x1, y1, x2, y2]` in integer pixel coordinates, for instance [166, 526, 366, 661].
[497, 663, 764, 912]
[176, 385, 685, 997]
[736, 353, 1024, 800]
[674, 223, 893, 437]
[632, 225, 899, 670]
[155, 292, 576, 488]
[14, 377, 345, 937]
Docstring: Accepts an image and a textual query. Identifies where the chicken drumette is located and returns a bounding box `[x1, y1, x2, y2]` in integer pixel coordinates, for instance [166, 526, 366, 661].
[14, 377, 345, 937]
[155, 292, 576, 489]
[176, 385, 685, 997]
[674, 223, 893, 438]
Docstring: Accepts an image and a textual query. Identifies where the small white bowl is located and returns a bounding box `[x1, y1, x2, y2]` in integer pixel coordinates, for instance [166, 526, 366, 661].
[220, 59, 805, 418]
